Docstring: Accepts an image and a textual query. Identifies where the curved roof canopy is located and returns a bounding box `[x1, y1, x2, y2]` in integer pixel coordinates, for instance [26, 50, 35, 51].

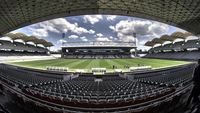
[3, 33, 53, 47]
[22, 36, 38, 42]
[144, 38, 163, 47]
[144, 41, 156, 47]
[43, 42, 54, 47]
[145, 32, 194, 47]
[1, 0, 200, 35]
[151, 38, 165, 44]
[170, 32, 193, 40]
[160, 35, 173, 42]
[4, 33, 27, 40]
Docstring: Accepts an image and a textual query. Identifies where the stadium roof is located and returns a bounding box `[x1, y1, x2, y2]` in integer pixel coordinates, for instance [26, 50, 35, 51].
[43, 42, 54, 47]
[145, 32, 194, 47]
[170, 32, 193, 40]
[151, 38, 164, 44]
[160, 35, 173, 42]
[1, 0, 200, 35]
[3, 33, 53, 47]
[62, 41, 136, 48]
[144, 40, 163, 47]
[4, 33, 27, 40]
[22, 36, 38, 42]
[144, 41, 156, 47]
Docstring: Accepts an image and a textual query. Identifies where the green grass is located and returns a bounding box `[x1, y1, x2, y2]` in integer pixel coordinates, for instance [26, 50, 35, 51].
[10, 58, 190, 72]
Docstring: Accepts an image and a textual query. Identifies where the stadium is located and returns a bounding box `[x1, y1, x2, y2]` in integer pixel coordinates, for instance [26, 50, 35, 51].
[0, 1, 200, 113]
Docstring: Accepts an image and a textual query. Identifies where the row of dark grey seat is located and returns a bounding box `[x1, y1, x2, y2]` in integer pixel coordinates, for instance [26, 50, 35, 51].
[0, 66, 62, 86]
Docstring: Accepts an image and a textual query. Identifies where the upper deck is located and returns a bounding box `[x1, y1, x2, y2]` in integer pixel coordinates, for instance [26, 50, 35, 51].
[62, 41, 136, 49]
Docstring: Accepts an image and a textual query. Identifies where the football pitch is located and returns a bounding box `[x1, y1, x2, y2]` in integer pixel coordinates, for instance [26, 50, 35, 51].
[10, 58, 190, 72]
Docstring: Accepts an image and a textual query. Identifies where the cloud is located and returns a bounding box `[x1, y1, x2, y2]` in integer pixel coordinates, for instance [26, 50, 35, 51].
[96, 33, 103, 37]
[30, 28, 48, 37]
[49, 46, 60, 51]
[68, 35, 79, 39]
[110, 19, 169, 43]
[89, 29, 95, 34]
[96, 37, 111, 41]
[29, 18, 95, 37]
[10, 30, 20, 34]
[93, 31, 113, 42]
[175, 27, 187, 33]
[95, 33, 113, 42]
[113, 38, 118, 41]
[83, 15, 103, 24]
[80, 36, 88, 42]
[148, 23, 169, 36]
[109, 19, 169, 50]
[109, 26, 115, 31]
[9, 15, 172, 51]
[109, 36, 114, 39]
[137, 39, 151, 51]
[106, 15, 117, 21]
[57, 39, 67, 44]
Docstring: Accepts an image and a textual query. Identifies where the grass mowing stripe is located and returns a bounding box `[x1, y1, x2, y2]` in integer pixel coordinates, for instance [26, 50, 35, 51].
[13, 59, 57, 67]
[10, 58, 189, 70]
[139, 58, 188, 68]
[94, 59, 100, 68]
[85, 59, 99, 69]
[65, 59, 86, 69]
[99, 59, 110, 68]
[13, 60, 59, 69]
[125, 58, 173, 68]
[46, 59, 74, 66]
[48, 59, 78, 67]
[76, 59, 92, 69]
[14, 59, 78, 69]
[105, 59, 124, 69]
[113, 59, 138, 67]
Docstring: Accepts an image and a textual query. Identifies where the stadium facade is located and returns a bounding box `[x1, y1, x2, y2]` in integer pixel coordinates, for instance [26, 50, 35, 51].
[0, 33, 53, 56]
[61, 41, 136, 59]
[144, 32, 200, 60]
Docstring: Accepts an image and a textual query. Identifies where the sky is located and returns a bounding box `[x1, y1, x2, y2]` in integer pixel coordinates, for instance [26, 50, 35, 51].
[8, 15, 187, 51]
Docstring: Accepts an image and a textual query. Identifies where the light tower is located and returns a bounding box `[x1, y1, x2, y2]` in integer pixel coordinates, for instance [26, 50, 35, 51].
[133, 33, 137, 57]
[61, 33, 65, 58]
[61, 33, 65, 47]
